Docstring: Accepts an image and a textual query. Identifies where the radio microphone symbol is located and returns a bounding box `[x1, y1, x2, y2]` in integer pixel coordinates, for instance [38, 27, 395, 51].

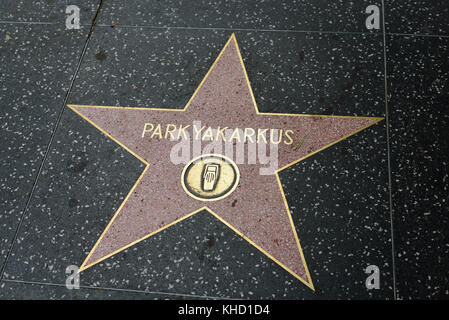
[202, 163, 220, 192]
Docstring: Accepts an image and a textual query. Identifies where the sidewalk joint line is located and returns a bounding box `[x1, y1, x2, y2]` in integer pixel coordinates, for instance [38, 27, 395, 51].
[1, 279, 238, 300]
[381, 0, 397, 300]
[0, 0, 104, 281]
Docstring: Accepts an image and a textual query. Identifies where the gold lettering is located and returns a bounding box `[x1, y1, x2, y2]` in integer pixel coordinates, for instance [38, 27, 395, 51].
[165, 124, 177, 140]
[215, 126, 228, 142]
[193, 125, 206, 140]
[143, 124, 295, 145]
[243, 128, 256, 143]
[284, 129, 294, 145]
[141, 123, 154, 138]
[256, 128, 268, 144]
[270, 129, 283, 144]
[230, 128, 241, 142]
[151, 124, 163, 139]
[202, 126, 214, 141]
[177, 124, 190, 140]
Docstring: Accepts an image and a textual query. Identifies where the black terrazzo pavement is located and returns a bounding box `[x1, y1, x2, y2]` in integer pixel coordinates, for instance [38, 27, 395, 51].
[0, 280, 207, 300]
[96, 0, 382, 32]
[385, 0, 449, 36]
[0, 16, 96, 272]
[387, 35, 449, 299]
[69, 28, 385, 117]
[0, 0, 99, 23]
[0, 0, 448, 300]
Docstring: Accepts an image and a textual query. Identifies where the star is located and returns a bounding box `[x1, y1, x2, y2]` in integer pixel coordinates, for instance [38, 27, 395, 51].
[69, 34, 383, 290]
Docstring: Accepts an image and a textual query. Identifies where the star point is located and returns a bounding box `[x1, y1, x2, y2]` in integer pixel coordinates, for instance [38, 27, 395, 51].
[70, 34, 382, 290]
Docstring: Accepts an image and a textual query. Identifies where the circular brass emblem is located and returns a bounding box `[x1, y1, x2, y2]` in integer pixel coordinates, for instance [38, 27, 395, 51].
[181, 154, 240, 201]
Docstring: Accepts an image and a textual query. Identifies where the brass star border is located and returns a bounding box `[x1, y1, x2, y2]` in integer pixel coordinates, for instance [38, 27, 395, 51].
[69, 34, 383, 291]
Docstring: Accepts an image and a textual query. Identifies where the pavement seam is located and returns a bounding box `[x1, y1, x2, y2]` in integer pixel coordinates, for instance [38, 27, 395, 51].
[381, 0, 397, 300]
[1, 279, 237, 300]
[1, 20, 448, 39]
[0, 20, 56, 25]
[93, 24, 449, 39]
[387, 32, 449, 39]
[0, 0, 104, 281]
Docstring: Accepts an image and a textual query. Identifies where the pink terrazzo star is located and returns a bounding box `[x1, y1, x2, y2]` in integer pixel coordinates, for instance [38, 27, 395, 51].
[69, 34, 383, 290]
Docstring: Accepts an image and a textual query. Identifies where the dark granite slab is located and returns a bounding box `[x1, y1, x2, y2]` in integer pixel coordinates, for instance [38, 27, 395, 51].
[0, 22, 97, 272]
[96, 0, 382, 33]
[387, 35, 449, 299]
[69, 28, 385, 117]
[0, 0, 99, 24]
[0, 280, 202, 299]
[385, 1, 449, 36]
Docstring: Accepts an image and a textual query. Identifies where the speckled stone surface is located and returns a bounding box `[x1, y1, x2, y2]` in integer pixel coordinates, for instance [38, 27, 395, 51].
[69, 28, 385, 117]
[387, 35, 449, 299]
[97, 0, 382, 33]
[386, 1, 449, 36]
[0, 23, 95, 272]
[282, 122, 392, 299]
[3, 28, 391, 299]
[2, 0, 447, 300]
[68, 36, 381, 287]
[0, 281, 202, 300]
[0, 0, 99, 23]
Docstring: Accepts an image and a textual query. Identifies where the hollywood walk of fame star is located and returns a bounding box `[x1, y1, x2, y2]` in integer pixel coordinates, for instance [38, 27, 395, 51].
[69, 34, 383, 290]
